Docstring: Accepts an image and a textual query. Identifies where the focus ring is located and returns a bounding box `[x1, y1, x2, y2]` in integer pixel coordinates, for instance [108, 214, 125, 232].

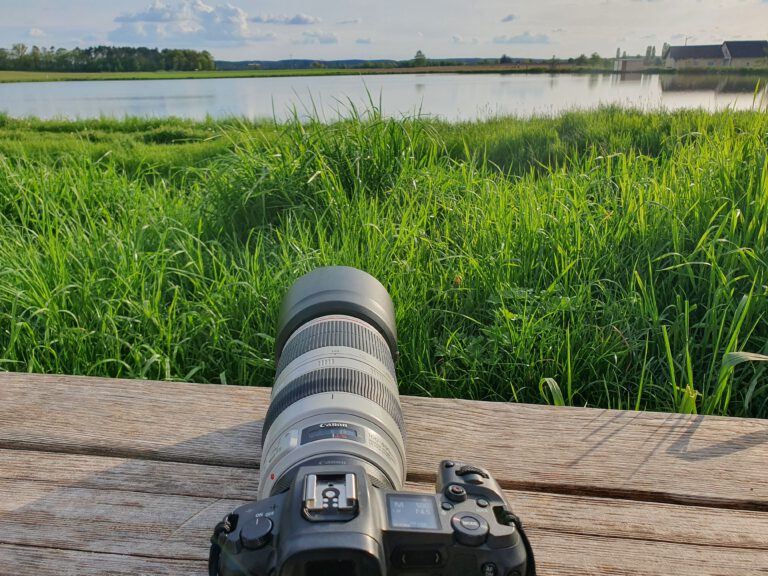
[262, 367, 406, 448]
[276, 319, 396, 378]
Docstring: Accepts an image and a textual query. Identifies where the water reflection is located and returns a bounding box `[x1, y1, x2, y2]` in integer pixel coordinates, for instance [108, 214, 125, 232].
[659, 74, 766, 94]
[0, 73, 765, 121]
[613, 73, 644, 84]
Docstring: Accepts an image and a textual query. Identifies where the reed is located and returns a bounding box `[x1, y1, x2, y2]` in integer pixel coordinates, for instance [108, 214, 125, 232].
[1, 107, 766, 417]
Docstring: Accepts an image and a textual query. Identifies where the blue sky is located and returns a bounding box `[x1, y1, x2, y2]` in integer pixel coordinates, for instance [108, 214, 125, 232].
[3, 0, 768, 61]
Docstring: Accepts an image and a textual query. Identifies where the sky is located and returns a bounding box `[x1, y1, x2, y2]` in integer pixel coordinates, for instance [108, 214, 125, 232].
[2, 0, 768, 62]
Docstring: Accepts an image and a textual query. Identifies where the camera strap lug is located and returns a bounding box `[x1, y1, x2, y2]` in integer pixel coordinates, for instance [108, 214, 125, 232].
[500, 509, 537, 576]
[208, 513, 238, 576]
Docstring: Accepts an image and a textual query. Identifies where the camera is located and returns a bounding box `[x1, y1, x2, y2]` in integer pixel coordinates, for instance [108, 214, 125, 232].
[209, 267, 535, 576]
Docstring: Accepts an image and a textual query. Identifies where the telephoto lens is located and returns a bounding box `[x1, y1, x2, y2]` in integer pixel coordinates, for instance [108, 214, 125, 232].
[259, 266, 406, 500]
[210, 267, 536, 576]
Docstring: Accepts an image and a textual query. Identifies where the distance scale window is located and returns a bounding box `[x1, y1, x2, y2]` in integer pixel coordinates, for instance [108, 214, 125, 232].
[301, 423, 363, 444]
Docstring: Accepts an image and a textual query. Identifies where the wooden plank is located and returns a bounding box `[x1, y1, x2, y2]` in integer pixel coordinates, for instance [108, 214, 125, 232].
[1, 536, 766, 576]
[1, 373, 767, 510]
[0, 544, 205, 576]
[404, 396, 768, 511]
[0, 449, 259, 500]
[0, 373, 262, 467]
[0, 479, 245, 559]
[2, 535, 767, 576]
[1, 451, 766, 569]
[528, 531, 768, 576]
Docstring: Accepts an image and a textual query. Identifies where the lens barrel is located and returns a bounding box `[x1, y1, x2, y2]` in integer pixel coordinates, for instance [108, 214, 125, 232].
[259, 267, 406, 500]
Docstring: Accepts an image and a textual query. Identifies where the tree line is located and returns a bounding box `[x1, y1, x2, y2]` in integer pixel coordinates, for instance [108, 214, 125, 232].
[0, 45, 216, 72]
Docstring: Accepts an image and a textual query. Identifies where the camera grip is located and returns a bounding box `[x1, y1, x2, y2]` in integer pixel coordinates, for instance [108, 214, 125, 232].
[436, 460, 537, 576]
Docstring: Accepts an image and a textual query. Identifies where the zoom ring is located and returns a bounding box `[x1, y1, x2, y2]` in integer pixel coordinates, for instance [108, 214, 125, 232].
[262, 366, 406, 447]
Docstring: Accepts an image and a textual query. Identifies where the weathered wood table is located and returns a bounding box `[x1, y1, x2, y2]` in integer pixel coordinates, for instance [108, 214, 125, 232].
[1, 372, 767, 575]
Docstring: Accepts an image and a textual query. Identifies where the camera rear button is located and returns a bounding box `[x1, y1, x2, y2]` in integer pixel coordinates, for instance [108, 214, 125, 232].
[240, 517, 273, 550]
[451, 512, 489, 546]
[446, 484, 467, 502]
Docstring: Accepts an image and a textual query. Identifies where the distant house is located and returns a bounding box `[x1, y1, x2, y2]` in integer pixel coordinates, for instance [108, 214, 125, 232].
[663, 45, 724, 69]
[663, 40, 768, 69]
[722, 40, 768, 68]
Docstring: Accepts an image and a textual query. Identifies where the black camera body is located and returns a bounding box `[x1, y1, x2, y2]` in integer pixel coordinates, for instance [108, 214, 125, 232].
[212, 459, 533, 576]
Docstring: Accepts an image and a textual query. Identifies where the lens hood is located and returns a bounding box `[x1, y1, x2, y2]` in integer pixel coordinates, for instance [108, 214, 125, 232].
[275, 266, 398, 362]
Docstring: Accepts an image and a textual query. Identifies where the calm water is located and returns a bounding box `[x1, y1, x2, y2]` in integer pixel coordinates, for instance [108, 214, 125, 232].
[0, 73, 765, 121]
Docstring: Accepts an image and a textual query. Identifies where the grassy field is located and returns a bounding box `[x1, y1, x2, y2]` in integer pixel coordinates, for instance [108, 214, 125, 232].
[0, 107, 766, 417]
[0, 69, 370, 83]
[0, 67, 592, 84]
[2, 67, 767, 84]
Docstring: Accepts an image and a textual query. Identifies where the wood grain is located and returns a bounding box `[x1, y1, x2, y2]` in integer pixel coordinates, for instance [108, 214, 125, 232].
[1, 451, 766, 574]
[528, 531, 768, 576]
[1, 373, 767, 510]
[0, 448, 259, 500]
[2, 535, 766, 576]
[403, 396, 768, 511]
[2, 450, 766, 551]
[0, 544, 206, 576]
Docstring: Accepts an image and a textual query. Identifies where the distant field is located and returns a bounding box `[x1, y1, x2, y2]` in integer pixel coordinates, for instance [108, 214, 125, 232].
[0, 108, 766, 417]
[0, 64, 611, 84]
[2, 66, 767, 84]
[0, 69, 365, 83]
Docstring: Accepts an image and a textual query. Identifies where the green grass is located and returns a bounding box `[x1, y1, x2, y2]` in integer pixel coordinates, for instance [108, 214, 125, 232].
[1, 107, 767, 417]
[0, 69, 390, 83]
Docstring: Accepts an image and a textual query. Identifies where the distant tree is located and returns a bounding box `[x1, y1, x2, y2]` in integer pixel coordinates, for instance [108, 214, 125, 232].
[30, 45, 41, 70]
[575, 53, 588, 65]
[0, 44, 217, 72]
[11, 43, 28, 59]
[589, 52, 602, 66]
[644, 45, 655, 64]
[500, 53, 513, 64]
[413, 50, 427, 67]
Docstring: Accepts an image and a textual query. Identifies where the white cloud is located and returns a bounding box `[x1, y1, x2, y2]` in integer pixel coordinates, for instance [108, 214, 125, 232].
[451, 35, 479, 45]
[493, 32, 550, 45]
[115, 0, 177, 22]
[295, 30, 338, 45]
[28, 28, 46, 38]
[252, 13, 321, 25]
[109, 0, 261, 45]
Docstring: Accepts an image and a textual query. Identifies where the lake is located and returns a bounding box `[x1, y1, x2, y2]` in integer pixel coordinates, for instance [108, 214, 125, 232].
[0, 73, 765, 121]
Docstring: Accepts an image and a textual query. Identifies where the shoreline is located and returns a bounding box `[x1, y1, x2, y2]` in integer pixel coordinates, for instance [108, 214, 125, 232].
[1, 65, 766, 84]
